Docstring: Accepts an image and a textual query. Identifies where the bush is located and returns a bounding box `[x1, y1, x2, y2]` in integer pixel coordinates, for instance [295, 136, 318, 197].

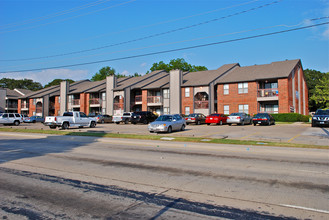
[271, 113, 310, 122]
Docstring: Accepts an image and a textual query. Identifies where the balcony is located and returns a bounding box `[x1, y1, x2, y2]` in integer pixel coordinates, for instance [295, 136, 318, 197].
[114, 103, 124, 110]
[6, 103, 18, 109]
[21, 103, 29, 109]
[194, 101, 209, 109]
[135, 95, 142, 104]
[257, 88, 279, 101]
[90, 98, 101, 107]
[49, 103, 55, 110]
[36, 107, 43, 113]
[147, 96, 162, 106]
[72, 99, 80, 106]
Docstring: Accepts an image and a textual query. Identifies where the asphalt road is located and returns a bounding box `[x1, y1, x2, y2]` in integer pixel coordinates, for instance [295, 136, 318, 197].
[0, 133, 328, 219]
[7, 121, 329, 146]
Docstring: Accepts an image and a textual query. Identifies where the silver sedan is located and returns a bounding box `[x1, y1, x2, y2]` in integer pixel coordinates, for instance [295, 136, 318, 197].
[227, 113, 252, 126]
[148, 114, 186, 133]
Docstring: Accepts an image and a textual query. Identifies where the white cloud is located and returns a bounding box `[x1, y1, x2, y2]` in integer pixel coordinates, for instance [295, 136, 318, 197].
[140, 62, 147, 67]
[121, 70, 130, 76]
[0, 69, 89, 86]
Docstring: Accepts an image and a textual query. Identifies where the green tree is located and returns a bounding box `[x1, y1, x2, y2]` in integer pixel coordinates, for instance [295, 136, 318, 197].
[0, 78, 43, 91]
[149, 58, 207, 73]
[91, 66, 116, 81]
[310, 74, 329, 109]
[304, 69, 328, 111]
[44, 79, 75, 88]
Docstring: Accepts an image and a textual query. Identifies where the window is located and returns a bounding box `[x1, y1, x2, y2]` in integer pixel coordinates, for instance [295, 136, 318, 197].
[164, 107, 170, 114]
[238, 104, 249, 114]
[102, 108, 106, 114]
[238, 83, 248, 94]
[223, 84, 229, 95]
[163, 89, 169, 99]
[58, 97, 61, 104]
[185, 88, 190, 97]
[224, 105, 229, 115]
[102, 92, 106, 101]
[33, 99, 36, 105]
[68, 95, 72, 103]
[185, 106, 190, 115]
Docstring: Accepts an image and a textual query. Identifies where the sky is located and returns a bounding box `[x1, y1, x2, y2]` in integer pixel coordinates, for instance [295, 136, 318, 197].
[0, 0, 328, 86]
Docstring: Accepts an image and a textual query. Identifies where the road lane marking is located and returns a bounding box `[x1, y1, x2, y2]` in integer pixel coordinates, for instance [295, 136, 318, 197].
[240, 132, 259, 140]
[287, 134, 301, 142]
[280, 204, 329, 214]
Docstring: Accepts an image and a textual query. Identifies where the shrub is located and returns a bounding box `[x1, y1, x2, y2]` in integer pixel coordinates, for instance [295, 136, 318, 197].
[271, 113, 310, 122]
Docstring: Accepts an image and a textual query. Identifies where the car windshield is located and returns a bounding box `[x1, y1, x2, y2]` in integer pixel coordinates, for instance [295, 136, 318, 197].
[123, 113, 131, 116]
[188, 114, 198, 117]
[156, 115, 172, 122]
[254, 114, 268, 117]
[315, 110, 329, 115]
[209, 114, 219, 117]
[230, 113, 242, 116]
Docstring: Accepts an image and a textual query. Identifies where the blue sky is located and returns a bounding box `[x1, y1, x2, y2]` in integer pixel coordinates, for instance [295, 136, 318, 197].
[0, 0, 328, 86]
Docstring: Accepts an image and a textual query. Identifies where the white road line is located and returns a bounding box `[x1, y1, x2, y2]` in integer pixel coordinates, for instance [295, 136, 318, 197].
[280, 204, 329, 214]
[297, 169, 329, 175]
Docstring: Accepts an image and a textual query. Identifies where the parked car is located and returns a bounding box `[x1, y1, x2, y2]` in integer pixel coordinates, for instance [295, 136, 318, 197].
[252, 113, 275, 126]
[131, 111, 158, 124]
[205, 113, 227, 125]
[44, 111, 96, 129]
[113, 112, 133, 124]
[24, 116, 44, 123]
[148, 114, 186, 133]
[312, 109, 329, 127]
[95, 114, 112, 124]
[227, 113, 252, 126]
[185, 113, 206, 125]
[0, 113, 23, 126]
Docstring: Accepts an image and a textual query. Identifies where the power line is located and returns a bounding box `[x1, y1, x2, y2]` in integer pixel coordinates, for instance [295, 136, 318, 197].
[1, 22, 327, 73]
[0, 0, 112, 29]
[6, 0, 262, 53]
[0, 0, 137, 34]
[1, 0, 282, 61]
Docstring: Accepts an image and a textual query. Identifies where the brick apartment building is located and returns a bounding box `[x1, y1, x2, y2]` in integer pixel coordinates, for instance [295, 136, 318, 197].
[0, 88, 32, 113]
[17, 59, 309, 117]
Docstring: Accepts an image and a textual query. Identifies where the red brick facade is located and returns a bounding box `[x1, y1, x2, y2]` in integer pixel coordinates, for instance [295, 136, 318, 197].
[54, 96, 60, 116]
[181, 87, 194, 115]
[142, 90, 148, 111]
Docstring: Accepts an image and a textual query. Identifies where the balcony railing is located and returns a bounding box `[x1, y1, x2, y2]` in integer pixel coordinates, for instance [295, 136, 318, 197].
[135, 95, 142, 103]
[90, 98, 101, 105]
[194, 100, 209, 109]
[49, 103, 55, 110]
[21, 103, 29, 109]
[114, 103, 124, 110]
[7, 103, 18, 109]
[147, 96, 162, 104]
[72, 99, 80, 105]
[258, 88, 278, 97]
[36, 107, 43, 113]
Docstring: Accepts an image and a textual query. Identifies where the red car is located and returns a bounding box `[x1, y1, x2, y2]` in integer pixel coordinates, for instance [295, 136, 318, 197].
[205, 114, 227, 125]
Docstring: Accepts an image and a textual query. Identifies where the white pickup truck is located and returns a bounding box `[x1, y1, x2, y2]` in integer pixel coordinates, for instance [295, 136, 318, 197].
[44, 111, 97, 129]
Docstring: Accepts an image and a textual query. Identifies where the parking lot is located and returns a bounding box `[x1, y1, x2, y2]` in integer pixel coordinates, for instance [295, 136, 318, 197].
[2, 121, 329, 146]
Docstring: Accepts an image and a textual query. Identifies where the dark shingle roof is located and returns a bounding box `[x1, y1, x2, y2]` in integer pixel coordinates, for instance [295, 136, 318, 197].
[216, 59, 300, 84]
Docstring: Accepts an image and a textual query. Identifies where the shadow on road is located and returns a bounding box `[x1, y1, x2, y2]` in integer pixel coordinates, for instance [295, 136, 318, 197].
[0, 132, 107, 164]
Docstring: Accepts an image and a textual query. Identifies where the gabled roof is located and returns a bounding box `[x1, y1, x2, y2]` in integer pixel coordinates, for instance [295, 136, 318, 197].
[182, 63, 239, 87]
[216, 59, 300, 84]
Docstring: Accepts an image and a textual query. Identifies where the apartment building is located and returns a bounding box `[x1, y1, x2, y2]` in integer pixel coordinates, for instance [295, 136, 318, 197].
[17, 59, 309, 117]
[0, 88, 32, 113]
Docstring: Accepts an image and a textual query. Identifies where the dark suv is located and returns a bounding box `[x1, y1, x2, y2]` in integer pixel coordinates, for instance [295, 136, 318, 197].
[312, 109, 329, 127]
[131, 111, 158, 124]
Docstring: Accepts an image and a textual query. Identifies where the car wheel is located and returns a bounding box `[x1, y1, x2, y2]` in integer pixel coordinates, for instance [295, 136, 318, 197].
[273, 121, 275, 125]
[101, 120, 105, 124]
[49, 125, 56, 129]
[219, 120, 223, 125]
[181, 124, 185, 131]
[167, 126, 172, 133]
[253, 123, 256, 126]
[207, 123, 210, 126]
[115, 122, 120, 124]
[267, 120, 271, 126]
[197, 120, 201, 125]
[90, 121, 96, 128]
[62, 122, 69, 130]
[14, 120, 20, 126]
[143, 119, 149, 124]
[228, 123, 231, 126]
[241, 121, 245, 126]
[125, 119, 129, 124]
[33, 120, 36, 123]
[312, 121, 316, 127]
[186, 123, 189, 125]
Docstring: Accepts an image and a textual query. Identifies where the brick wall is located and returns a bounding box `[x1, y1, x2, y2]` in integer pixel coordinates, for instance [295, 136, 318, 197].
[278, 78, 289, 113]
[142, 90, 148, 111]
[181, 87, 194, 115]
[17, 99, 21, 114]
[217, 82, 258, 115]
[55, 96, 60, 116]
[29, 99, 36, 116]
[80, 93, 90, 114]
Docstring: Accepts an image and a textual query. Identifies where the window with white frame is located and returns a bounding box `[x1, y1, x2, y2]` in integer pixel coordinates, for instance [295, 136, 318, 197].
[102, 92, 106, 101]
[185, 88, 190, 97]
[224, 105, 229, 115]
[238, 104, 249, 114]
[58, 97, 61, 103]
[185, 106, 190, 115]
[164, 107, 170, 114]
[102, 108, 106, 114]
[33, 99, 36, 105]
[238, 82, 248, 94]
[163, 89, 170, 99]
[223, 84, 229, 95]
[68, 95, 72, 103]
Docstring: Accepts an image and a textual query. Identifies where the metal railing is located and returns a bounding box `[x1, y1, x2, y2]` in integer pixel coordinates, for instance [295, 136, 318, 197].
[89, 98, 101, 105]
[114, 103, 124, 110]
[257, 88, 278, 97]
[21, 103, 29, 109]
[194, 101, 209, 109]
[7, 103, 18, 108]
[135, 95, 142, 103]
[147, 96, 162, 104]
[72, 99, 80, 105]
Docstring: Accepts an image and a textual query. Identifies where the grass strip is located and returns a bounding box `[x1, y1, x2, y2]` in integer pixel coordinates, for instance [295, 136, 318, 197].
[0, 127, 327, 149]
